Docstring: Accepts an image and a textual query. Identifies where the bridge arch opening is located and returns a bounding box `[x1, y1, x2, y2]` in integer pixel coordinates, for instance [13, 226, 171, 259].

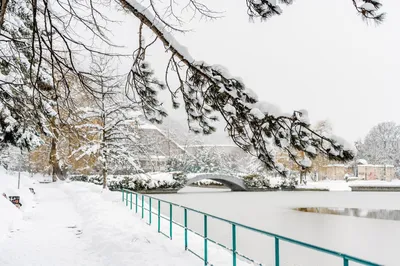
[183, 174, 247, 191]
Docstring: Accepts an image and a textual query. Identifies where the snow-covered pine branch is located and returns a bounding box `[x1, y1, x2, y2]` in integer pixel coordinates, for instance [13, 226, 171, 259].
[120, 0, 357, 176]
[0, 0, 57, 150]
[1, 0, 384, 176]
[246, 0, 385, 23]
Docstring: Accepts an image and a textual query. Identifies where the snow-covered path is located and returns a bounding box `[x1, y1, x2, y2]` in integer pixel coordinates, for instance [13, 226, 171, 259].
[0, 182, 198, 266]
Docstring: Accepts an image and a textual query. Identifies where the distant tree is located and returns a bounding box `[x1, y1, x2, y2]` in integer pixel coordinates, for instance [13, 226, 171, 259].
[168, 143, 259, 174]
[0, 144, 29, 172]
[309, 120, 335, 179]
[167, 145, 223, 173]
[71, 59, 143, 188]
[0, 144, 9, 169]
[357, 122, 400, 175]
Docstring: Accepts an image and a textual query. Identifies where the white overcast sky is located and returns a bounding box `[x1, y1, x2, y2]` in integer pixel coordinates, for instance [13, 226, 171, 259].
[109, 0, 399, 144]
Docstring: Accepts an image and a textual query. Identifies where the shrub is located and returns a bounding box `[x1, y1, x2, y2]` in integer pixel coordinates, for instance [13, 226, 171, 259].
[69, 173, 187, 191]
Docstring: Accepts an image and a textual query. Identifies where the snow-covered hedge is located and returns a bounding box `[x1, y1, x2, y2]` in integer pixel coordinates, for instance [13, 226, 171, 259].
[242, 174, 298, 190]
[70, 172, 187, 191]
[191, 179, 224, 187]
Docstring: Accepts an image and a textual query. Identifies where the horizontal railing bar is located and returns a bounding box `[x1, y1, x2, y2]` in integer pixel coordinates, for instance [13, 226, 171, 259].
[188, 248, 205, 262]
[160, 215, 170, 221]
[160, 231, 170, 239]
[187, 249, 214, 266]
[186, 227, 204, 238]
[172, 220, 184, 228]
[122, 189, 381, 266]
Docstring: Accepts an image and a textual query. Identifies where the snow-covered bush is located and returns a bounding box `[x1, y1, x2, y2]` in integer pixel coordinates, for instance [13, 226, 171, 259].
[192, 179, 224, 187]
[242, 174, 272, 189]
[279, 177, 298, 190]
[242, 174, 298, 190]
[70, 172, 187, 191]
[69, 175, 88, 182]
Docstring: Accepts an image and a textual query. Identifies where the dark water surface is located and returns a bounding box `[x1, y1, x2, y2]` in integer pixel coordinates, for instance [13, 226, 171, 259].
[295, 207, 400, 221]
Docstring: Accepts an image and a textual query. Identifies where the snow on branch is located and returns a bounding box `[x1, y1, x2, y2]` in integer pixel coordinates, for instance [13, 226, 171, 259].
[246, 0, 385, 23]
[121, 0, 356, 176]
[246, 0, 288, 20]
[352, 0, 385, 23]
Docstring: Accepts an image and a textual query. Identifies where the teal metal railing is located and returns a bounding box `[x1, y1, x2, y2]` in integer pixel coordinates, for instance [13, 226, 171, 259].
[121, 189, 381, 266]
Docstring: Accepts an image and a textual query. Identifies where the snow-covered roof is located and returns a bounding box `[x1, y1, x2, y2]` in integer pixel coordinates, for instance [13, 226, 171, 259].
[324, 164, 348, 167]
[357, 159, 368, 165]
[358, 164, 394, 168]
[186, 144, 237, 147]
[138, 124, 159, 130]
[138, 155, 168, 160]
[138, 123, 185, 152]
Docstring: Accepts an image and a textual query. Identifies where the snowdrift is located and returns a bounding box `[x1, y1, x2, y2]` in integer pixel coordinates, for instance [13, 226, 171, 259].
[0, 167, 37, 242]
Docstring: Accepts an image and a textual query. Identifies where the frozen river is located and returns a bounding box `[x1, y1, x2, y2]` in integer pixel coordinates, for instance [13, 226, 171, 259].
[154, 187, 400, 266]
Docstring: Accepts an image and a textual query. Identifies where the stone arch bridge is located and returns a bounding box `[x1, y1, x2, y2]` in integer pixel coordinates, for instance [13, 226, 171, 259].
[184, 173, 247, 191]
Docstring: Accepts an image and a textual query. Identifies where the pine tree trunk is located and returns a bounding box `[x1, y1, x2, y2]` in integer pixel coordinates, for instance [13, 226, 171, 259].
[49, 117, 65, 182]
[50, 137, 64, 182]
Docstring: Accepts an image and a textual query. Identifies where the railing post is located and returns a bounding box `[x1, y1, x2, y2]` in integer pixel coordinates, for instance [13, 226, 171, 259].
[232, 224, 237, 266]
[135, 194, 138, 213]
[275, 237, 280, 266]
[141, 195, 144, 219]
[149, 198, 152, 225]
[125, 190, 128, 206]
[169, 203, 173, 239]
[343, 257, 349, 266]
[122, 189, 124, 202]
[184, 208, 188, 250]
[204, 214, 208, 266]
[130, 192, 132, 210]
[158, 200, 161, 233]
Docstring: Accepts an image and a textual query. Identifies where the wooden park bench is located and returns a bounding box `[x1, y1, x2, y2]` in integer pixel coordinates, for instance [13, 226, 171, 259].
[9, 196, 22, 208]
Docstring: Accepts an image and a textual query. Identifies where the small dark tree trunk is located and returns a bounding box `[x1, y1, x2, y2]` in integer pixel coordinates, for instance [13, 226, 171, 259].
[101, 106, 107, 189]
[102, 160, 107, 189]
[102, 142, 107, 189]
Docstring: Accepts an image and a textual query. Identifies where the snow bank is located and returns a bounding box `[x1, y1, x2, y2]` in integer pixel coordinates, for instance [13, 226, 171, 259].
[297, 179, 400, 191]
[297, 180, 352, 191]
[350, 180, 400, 187]
[0, 167, 37, 242]
[0, 195, 22, 242]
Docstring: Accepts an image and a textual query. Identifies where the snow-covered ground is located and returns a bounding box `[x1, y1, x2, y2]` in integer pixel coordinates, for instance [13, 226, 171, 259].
[0, 169, 247, 266]
[297, 179, 400, 191]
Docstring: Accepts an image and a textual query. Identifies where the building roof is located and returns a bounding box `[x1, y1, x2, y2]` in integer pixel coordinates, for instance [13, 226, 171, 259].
[138, 124, 186, 152]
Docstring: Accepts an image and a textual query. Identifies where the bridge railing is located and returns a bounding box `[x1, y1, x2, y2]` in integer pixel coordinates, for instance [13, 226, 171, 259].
[121, 189, 381, 266]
